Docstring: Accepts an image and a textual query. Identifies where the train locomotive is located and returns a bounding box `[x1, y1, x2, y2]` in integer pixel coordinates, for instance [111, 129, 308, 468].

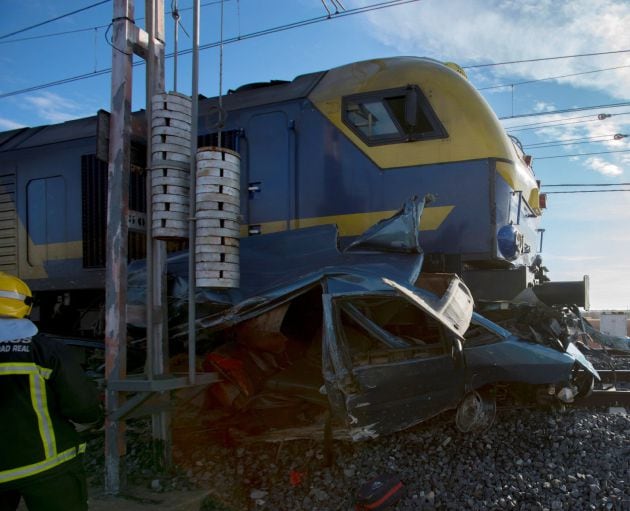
[0, 56, 577, 338]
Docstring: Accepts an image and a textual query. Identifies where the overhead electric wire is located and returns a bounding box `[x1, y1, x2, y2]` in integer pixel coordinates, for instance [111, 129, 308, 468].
[0, 0, 111, 40]
[462, 49, 630, 69]
[478, 64, 630, 91]
[542, 183, 630, 187]
[0, 0, 420, 100]
[187, 0, 421, 56]
[524, 134, 618, 146]
[504, 114, 630, 133]
[528, 140, 623, 149]
[499, 102, 630, 121]
[534, 149, 630, 160]
[542, 183, 630, 195]
[505, 112, 609, 130]
[0, 0, 228, 45]
[0, 25, 109, 44]
[545, 189, 630, 194]
[508, 118, 603, 133]
[3, 0, 630, 118]
[523, 134, 627, 149]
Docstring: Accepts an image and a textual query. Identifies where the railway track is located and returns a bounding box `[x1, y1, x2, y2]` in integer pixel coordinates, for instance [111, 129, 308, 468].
[577, 389, 630, 407]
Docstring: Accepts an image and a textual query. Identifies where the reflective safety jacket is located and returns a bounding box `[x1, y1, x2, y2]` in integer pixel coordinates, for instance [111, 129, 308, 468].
[0, 319, 101, 488]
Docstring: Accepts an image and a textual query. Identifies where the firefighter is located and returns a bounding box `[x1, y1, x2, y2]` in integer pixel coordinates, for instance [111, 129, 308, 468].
[0, 273, 101, 511]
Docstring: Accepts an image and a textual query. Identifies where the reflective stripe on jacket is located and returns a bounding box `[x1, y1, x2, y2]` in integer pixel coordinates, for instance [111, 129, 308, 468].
[0, 320, 100, 487]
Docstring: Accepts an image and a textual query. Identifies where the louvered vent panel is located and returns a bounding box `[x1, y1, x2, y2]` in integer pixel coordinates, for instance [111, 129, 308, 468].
[0, 172, 17, 274]
[81, 155, 108, 268]
[81, 155, 147, 267]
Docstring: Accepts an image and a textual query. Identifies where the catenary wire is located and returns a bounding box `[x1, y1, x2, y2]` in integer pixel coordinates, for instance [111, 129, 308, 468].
[542, 183, 630, 187]
[499, 103, 630, 121]
[503, 113, 630, 132]
[0, 0, 228, 45]
[1, 0, 629, 120]
[0, 0, 111, 40]
[534, 149, 630, 160]
[544, 189, 630, 194]
[477, 64, 630, 91]
[504, 113, 609, 130]
[523, 134, 627, 149]
[0, 0, 420, 100]
[527, 140, 624, 149]
[507, 119, 599, 133]
[462, 49, 630, 69]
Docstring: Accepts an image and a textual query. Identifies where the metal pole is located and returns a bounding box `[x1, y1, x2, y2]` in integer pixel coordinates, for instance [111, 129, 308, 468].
[105, 0, 133, 495]
[173, 1, 179, 92]
[188, 0, 200, 385]
[146, 0, 171, 468]
[145, 0, 155, 384]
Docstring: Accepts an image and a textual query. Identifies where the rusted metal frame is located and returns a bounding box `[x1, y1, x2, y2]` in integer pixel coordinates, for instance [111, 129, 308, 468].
[105, 0, 134, 495]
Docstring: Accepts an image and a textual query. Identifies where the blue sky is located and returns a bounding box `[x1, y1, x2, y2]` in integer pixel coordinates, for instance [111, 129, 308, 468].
[1, 0, 629, 310]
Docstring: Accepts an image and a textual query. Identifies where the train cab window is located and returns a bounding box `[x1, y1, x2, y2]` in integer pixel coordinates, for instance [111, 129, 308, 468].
[342, 86, 446, 146]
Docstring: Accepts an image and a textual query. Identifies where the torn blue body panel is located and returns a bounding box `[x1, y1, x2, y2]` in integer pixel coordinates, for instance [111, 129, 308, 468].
[130, 197, 599, 439]
[128, 197, 427, 328]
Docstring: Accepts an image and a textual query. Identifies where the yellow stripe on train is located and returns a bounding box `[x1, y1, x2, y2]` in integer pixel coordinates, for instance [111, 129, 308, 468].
[240, 205, 455, 236]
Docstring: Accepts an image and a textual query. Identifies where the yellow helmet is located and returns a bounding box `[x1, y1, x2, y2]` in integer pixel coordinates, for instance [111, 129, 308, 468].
[0, 272, 33, 319]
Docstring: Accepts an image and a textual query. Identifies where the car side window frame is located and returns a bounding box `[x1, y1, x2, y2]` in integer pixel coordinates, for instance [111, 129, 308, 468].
[333, 292, 450, 367]
[463, 319, 505, 348]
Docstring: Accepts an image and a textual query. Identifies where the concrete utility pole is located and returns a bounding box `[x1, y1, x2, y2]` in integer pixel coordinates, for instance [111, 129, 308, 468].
[105, 0, 166, 494]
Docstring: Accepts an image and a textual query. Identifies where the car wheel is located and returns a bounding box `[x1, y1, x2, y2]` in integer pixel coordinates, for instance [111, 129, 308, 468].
[455, 389, 496, 433]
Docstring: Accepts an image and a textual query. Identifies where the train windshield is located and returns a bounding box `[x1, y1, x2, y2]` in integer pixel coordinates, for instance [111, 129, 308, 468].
[342, 86, 446, 145]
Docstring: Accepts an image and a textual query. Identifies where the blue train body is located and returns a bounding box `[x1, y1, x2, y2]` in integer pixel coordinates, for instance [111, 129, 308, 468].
[0, 57, 550, 336]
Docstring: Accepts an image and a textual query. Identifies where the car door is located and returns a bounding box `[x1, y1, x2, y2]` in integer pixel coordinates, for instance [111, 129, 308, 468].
[322, 291, 466, 439]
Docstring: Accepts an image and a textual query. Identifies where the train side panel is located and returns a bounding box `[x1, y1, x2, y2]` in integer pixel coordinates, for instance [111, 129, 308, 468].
[221, 95, 537, 270]
[0, 134, 104, 291]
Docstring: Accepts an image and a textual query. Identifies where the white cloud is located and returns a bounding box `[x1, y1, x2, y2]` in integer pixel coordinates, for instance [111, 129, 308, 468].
[0, 117, 24, 130]
[361, 0, 630, 99]
[22, 92, 91, 124]
[583, 156, 623, 176]
[533, 101, 556, 113]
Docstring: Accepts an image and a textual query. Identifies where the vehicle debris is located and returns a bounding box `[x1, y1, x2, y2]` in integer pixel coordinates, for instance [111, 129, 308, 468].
[145, 197, 601, 441]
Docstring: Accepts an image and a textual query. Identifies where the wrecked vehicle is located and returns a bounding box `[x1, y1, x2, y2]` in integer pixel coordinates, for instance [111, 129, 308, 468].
[167, 197, 600, 440]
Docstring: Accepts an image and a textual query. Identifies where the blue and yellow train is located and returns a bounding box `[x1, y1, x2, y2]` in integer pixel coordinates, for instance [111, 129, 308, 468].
[201, 57, 546, 296]
[0, 57, 555, 336]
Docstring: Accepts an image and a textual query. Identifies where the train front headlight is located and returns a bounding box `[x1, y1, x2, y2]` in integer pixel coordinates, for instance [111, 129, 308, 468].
[497, 224, 525, 261]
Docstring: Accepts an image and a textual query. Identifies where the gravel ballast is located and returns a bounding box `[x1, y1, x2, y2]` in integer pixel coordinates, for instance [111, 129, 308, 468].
[87, 406, 629, 511]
